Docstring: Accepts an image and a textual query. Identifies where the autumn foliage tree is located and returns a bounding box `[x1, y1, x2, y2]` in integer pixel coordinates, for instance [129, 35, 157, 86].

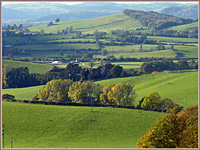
[136, 105, 198, 148]
[100, 82, 136, 106]
[68, 80, 101, 104]
[140, 91, 183, 112]
[36, 79, 73, 102]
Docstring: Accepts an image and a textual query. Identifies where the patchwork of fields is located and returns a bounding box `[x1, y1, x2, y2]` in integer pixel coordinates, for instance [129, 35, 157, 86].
[2, 9, 198, 148]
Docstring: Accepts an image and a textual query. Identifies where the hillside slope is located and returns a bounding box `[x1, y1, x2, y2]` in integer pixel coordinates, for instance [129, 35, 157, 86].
[167, 22, 198, 31]
[2, 59, 53, 74]
[28, 13, 143, 34]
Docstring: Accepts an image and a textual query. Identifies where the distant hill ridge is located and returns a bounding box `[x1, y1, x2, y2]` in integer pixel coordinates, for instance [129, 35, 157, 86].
[161, 4, 198, 20]
[123, 9, 195, 30]
[34, 10, 121, 22]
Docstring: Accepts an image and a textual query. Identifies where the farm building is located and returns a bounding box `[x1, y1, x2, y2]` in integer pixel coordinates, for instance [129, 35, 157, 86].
[52, 61, 62, 64]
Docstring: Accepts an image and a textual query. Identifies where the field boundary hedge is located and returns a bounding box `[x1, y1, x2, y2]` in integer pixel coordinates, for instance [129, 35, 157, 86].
[2, 98, 168, 112]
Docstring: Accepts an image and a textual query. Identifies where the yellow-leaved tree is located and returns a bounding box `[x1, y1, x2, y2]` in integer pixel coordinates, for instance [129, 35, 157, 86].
[136, 105, 198, 148]
[100, 82, 136, 106]
[68, 80, 101, 103]
[36, 79, 73, 102]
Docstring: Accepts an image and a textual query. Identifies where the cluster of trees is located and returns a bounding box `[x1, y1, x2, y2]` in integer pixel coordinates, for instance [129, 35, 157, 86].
[33, 79, 136, 106]
[139, 59, 198, 73]
[137, 91, 183, 112]
[94, 30, 107, 39]
[57, 26, 73, 35]
[137, 105, 198, 148]
[5, 24, 23, 31]
[47, 18, 60, 26]
[58, 63, 126, 81]
[111, 29, 147, 44]
[123, 9, 194, 30]
[2, 65, 45, 88]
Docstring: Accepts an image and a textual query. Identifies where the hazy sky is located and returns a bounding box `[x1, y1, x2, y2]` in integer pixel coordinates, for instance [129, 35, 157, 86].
[2, 1, 198, 6]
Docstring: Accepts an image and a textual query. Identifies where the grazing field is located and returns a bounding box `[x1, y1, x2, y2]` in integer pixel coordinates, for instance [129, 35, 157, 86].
[47, 38, 97, 43]
[14, 43, 98, 50]
[97, 71, 198, 109]
[2, 59, 53, 74]
[95, 49, 176, 58]
[167, 22, 198, 31]
[2, 101, 165, 148]
[104, 44, 171, 53]
[28, 14, 143, 34]
[2, 85, 44, 100]
[111, 62, 143, 69]
[174, 45, 198, 58]
[147, 36, 198, 43]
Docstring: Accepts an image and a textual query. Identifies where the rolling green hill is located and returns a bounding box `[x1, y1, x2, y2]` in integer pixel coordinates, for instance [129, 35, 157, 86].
[167, 22, 198, 31]
[2, 59, 53, 74]
[2, 101, 165, 148]
[28, 14, 143, 34]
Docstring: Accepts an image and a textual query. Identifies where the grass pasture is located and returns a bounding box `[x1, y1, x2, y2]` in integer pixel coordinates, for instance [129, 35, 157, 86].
[2, 59, 53, 74]
[167, 22, 198, 32]
[2, 102, 164, 148]
[14, 43, 98, 50]
[95, 49, 176, 58]
[174, 45, 198, 58]
[147, 36, 198, 43]
[104, 44, 171, 53]
[111, 62, 143, 69]
[2, 85, 44, 100]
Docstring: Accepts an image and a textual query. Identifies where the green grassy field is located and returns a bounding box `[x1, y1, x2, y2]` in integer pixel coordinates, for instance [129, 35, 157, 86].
[94, 49, 176, 59]
[2, 59, 53, 74]
[104, 44, 171, 53]
[167, 22, 198, 31]
[14, 43, 98, 50]
[28, 14, 143, 34]
[2, 85, 44, 100]
[111, 62, 143, 69]
[2, 101, 165, 148]
[147, 36, 198, 43]
[174, 45, 198, 58]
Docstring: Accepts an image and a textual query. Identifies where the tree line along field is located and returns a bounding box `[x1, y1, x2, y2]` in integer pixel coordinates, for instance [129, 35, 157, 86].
[3, 71, 198, 109]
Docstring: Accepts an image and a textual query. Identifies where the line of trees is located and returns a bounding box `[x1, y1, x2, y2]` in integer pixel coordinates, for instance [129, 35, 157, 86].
[139, 59, 198, 73]
[32, 79, 136, 107]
